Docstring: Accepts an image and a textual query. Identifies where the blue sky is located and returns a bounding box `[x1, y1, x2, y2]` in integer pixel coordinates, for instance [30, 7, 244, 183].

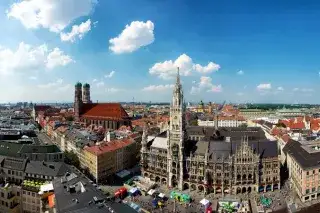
[0, 0, 319, 103]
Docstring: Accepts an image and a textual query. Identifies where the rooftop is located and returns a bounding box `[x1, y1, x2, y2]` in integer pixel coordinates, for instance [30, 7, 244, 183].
[84, 138, 134, 156]
[80, 103, 129, 120]
[0, 141, 62, 158]
[25, 161, 69, 177]
[283, 139, 320, 169]
[53, 172, 137, 213]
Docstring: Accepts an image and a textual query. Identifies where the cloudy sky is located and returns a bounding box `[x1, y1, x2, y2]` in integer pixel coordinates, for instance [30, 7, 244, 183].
[0, 0, 319, 103]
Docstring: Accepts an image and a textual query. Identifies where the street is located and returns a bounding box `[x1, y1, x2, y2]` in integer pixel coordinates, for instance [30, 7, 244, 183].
[37, 131, 54, 145]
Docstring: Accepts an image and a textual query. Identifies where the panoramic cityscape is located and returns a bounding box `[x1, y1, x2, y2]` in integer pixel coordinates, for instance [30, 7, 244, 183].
[1, 0, 320, 213]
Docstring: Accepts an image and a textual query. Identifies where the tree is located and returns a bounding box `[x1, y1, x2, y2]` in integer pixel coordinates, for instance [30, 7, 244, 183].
[64, 151, 80, 167]
[276, 123, 286, 128]
[65, 116, 74, 122]
[189, 120, 198, 126]
[239, 123, 248, 128]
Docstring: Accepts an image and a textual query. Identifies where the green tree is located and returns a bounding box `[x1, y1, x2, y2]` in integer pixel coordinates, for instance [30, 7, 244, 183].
[64, 151, 80, 167]
[189, 120, 198, 126]
[65, 116, 74, 122]
[239, 123, 248, 128]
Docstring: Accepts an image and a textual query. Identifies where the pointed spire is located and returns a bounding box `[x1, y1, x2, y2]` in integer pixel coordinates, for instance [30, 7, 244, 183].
[176, 67, 180, 85]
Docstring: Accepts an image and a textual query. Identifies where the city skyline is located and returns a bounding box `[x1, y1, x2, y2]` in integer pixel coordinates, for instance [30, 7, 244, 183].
[0, 0, 320, 103]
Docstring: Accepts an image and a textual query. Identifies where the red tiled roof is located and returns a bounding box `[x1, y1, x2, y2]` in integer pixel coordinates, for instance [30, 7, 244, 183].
[310, 118, 320, 131]
[281, 134, 290, 143]
[84, 138, 133, 156]
[279, 118, 305, 130]
[34, 105, 51, 112]
[81, 103, 129, 120]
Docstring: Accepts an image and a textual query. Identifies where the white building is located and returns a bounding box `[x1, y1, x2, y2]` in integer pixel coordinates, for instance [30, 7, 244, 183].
[198, 117, 246, 127]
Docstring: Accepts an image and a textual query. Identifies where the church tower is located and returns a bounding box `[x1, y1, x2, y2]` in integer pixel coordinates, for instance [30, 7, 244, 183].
[167, 68, 186, 190]
[140, 122, 149, 172]
[74, 82, 83, 121]
[82, 83, 91, 103]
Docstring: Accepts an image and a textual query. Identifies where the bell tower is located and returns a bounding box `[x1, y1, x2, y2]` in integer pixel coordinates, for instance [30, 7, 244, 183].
[74, 82, 83, 121]
[167, 67, 185, 190]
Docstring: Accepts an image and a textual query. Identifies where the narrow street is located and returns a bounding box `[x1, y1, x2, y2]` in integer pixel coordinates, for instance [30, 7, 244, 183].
[37, 131, 54, 145]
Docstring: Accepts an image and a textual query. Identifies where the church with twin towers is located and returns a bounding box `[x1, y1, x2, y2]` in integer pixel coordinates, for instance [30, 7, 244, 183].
[140, 68, 281, 195]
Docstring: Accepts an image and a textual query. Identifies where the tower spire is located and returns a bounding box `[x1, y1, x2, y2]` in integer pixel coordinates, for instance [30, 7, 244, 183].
[176, 67, 180, 85]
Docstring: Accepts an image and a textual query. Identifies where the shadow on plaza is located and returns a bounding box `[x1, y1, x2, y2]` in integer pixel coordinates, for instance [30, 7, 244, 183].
[296, 202, 320, 213]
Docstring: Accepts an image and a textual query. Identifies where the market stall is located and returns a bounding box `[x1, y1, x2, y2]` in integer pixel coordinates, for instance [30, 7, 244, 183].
[114, 187, 127, 199]
[200, 198, 210, 209]
[129, 187, 140, 196]
[170, 191, 191, 203]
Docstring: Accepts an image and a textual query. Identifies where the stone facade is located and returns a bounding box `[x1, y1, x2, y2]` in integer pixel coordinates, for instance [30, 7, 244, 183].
[140, 70, 280, 195]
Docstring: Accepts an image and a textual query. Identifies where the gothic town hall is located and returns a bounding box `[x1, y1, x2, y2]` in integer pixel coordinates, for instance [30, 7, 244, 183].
[140, 71, 281, 195]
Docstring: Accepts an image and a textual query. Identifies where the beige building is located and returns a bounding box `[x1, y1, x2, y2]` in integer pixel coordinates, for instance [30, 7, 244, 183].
[284, 139, 320, 202]
[81, 138, 138, 183]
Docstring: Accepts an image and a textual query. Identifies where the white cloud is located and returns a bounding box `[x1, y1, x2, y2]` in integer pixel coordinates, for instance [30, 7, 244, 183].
[193, 62, 220, 74]
[109, 20, 155, 54]
[92, 79, 98, 82]
[293, 88, 299, 91]
[277, 86, 284, 91]
[237, 70, 244, 75]
[96, 81, 104, 87]
[38, 78, 63, 88]
[257, 83, 271, 90]
[57, 84, 71, 91]
[7, 0, 97, 33]
[29, 76, 37, 80]
[0, 42, 73, 75]
[192, 80, 196, 84]
[190, 86, 201, 94]
[207, 84, 222, 93]
[60, 19, 92, 42]
[105, 70, 115, 78]
[199, 76, 213, 88]
[106, 88, 121, 93]
[149, 54, 220, 80]
[190, 76, 222, 94]
[237, 92, 244, 96]
[301, 88, 314, 92]
[46, 48, 73, 69]
[142, 84, 174, 92]
[207, 84, 222, 92]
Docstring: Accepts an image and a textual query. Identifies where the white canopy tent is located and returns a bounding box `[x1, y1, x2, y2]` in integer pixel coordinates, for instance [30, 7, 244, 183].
[129, 187, 139, 194]
[148, 189, 156, 196]
[158, 193, 165, 198]
[200, 198, 210, 208]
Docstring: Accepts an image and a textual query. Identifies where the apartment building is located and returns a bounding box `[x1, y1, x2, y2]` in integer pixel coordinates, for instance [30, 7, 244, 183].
[81, 138, 138, 183]
[283, 139, 320, 202]
[0, 183, 20, 213]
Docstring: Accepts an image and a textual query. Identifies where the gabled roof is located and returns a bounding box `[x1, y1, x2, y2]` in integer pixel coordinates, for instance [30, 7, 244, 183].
[18, 145, 61, 154]
[3, 157, 28, 171]
[283, 139, 320, 169]
[84, 138, 134, 156]
[34, 105, 51, 112]
[25, 161, 69, 177]
[81, 103, 129, 120]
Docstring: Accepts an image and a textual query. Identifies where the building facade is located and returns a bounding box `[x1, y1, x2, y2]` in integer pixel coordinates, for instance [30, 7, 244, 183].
[81, 138, 137, 183]
[283, 139, 320, 202]
[141, 71, 280, 195]
[198, 117, 246, 127]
